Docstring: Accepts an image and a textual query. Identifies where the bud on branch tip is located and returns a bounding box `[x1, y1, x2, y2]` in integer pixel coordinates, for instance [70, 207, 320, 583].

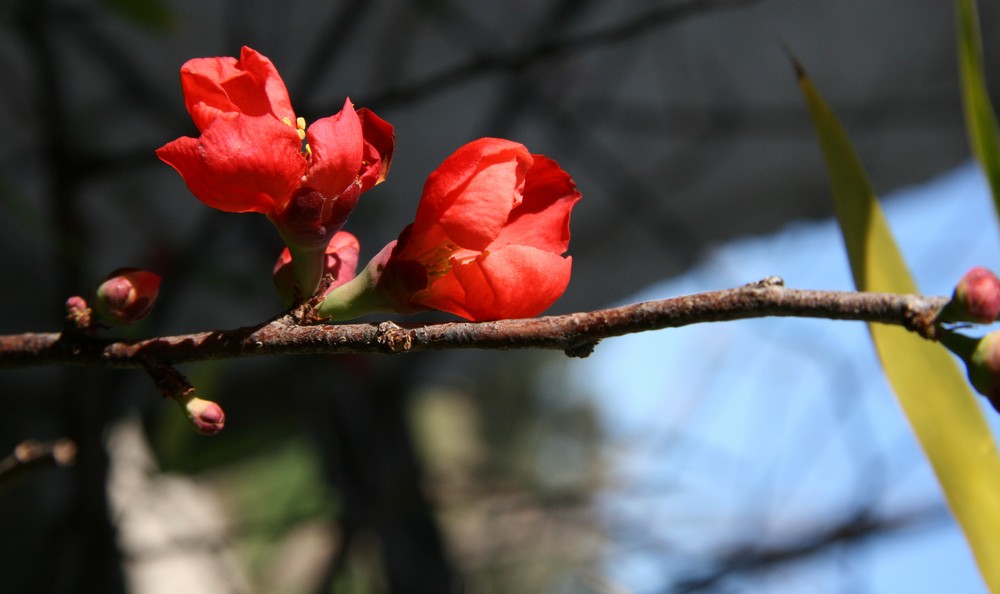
[183, 396, 227, 436]
[143, 362, 225, 435]
[939, 266, 1000, 324]
[65, 296, 92, 332]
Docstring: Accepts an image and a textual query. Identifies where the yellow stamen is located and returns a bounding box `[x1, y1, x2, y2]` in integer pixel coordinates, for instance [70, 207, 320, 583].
[289, 117, 310, 156]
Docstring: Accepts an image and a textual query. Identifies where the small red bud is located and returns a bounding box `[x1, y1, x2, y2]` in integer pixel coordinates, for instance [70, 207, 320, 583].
[185, 397, 226, 436]
[942, 267, 1000, 324]
[65, 295, 92, 330]
[147, 362, 225, 435]
[93, 268, 161, 325]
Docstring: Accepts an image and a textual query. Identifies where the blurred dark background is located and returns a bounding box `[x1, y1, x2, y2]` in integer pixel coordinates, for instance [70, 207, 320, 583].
[0, 0, 995, 592]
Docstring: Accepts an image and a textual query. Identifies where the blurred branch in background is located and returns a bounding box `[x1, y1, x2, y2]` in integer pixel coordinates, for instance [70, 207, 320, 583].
[358, 0, 760, 109]
[0, 438, 76, 493]
[671, 506, 949, 593]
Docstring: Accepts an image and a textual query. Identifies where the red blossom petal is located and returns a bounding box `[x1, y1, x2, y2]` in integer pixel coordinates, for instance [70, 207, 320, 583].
[357, 108, 396, 190]
[156, 113, 305, 214]
[180, 46, 295, 131]
[324, 231, 362, 287]
[493, 154, 581, 254]
[417, 138, 531, 251]
[305, 99, 365, 199]
[417, 246, 572, 321]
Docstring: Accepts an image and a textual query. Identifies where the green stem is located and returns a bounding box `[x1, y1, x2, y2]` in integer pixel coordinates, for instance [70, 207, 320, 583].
[286, 244, 324, 299]
[939, 330, 979, 361]
[316, 263, 392, 321]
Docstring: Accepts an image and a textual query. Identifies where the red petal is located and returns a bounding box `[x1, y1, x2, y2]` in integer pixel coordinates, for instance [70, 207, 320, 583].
[416, 138, 531, 251]
[305, 99, 365, 199]
[180, 46, 294, 131]
[323, 231, 362, 289]
[417, 246, 572, 321]
[156, 113, 305, 214]
[493, 154, 581, 254]
[357, 108, 396, 190]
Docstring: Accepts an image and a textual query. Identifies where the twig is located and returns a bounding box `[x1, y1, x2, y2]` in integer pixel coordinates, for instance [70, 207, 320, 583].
[672, 505, 948, 593]
[0, 438, 77, 492]
[0, 279, 949, 368]
[362, 0, 759, 108]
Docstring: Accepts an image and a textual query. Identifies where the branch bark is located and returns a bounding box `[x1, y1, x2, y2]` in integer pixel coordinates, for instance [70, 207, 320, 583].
[0, 278, 949, 369]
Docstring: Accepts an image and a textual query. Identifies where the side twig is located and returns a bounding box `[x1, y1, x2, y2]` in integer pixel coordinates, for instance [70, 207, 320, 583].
[0, 278, 949, 369]
[0, 439, 77, 492]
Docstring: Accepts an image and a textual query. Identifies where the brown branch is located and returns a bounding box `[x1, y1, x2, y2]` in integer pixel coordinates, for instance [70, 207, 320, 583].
[0, 278, 950, 369]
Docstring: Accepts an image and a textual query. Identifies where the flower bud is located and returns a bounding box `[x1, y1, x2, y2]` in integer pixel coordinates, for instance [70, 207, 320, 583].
[147, 361, 226, 435]
[941, 330, 1000, 414]
[92, 268, 161, 325]
[65, 295, 92, 330]
[940, 267, 1000, 324]
[184, 396, 226, 436]
[969, 332, 1000, 414]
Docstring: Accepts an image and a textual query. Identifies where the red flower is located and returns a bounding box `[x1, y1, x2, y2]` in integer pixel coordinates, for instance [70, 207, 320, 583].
[319, 138, 581, 321]
[156, 47, 394, 296]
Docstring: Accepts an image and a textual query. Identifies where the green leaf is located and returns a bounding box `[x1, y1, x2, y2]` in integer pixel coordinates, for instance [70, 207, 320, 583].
[957, 0, 1000, 217]
[795, 57, 1000, 593]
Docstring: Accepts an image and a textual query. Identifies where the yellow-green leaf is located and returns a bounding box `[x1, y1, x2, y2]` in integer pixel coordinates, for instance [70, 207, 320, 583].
[957, 0, 1000, 217]
[795, 57, 1000, 593]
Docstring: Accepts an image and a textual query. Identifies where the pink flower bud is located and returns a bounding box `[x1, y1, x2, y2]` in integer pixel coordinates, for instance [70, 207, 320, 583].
[93, 268, 161, 325]
[185, 397, 226, 436]
[942, 267, 1000, 324]
[65, 295, 92, 330]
